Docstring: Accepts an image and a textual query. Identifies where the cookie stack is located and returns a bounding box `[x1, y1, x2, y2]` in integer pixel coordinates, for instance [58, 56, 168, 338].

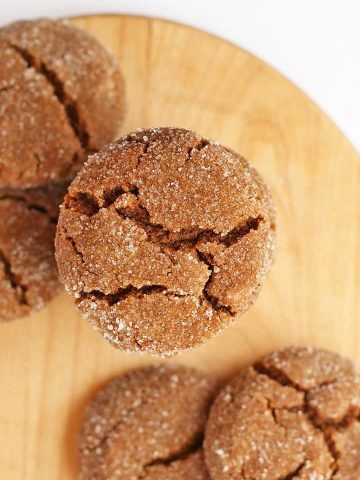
[79, 348, 360, 479]
[1, 16, 359, 480]
[0, 19, 125, 321]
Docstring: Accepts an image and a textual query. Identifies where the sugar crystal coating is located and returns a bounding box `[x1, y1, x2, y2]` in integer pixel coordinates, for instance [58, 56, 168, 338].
[56, 128, 276, 356]
[79, 364, 216, 479]
[0, 19, 125, 188]
[204, 347, 360, 480]
[0, 183, 66, 321]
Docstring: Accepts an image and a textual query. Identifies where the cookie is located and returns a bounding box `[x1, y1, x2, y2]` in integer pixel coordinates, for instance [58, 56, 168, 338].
[55, 127, 276, 356]
[204, 347, 360, 480]
[79, 365, 216, 479]
[0, 19, 125, 188]
[0, 183, 66, 321]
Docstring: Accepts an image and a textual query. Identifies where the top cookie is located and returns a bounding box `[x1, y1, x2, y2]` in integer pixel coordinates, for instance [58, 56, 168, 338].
[56, 128, 276, 356]
[204, 347, 360, 480]
[0, 19, 125, 188]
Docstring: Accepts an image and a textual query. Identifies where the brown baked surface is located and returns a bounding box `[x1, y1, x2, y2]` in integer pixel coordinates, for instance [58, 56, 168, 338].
[0, 183, 66, 321]
[0, 19, 125, 188]
[79, 364, 216, 479]
[55, 127, 276, 356]
[204, 347, 360, 480]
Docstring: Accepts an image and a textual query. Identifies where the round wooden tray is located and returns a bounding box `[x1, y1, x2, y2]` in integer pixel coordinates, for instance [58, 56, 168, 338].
[1, 15, 360, 479]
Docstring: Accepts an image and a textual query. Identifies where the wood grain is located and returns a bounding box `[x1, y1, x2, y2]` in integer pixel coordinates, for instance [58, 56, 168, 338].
[1, 15, 360, 479]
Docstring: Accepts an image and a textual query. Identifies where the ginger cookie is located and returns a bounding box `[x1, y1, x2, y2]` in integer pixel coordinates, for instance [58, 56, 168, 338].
[0, 183, 66, 321]
[79, 364, 216, 479]
[0, 19, 125, 188]
[55, 127, 276, 356]
[204, 347, 360, 480]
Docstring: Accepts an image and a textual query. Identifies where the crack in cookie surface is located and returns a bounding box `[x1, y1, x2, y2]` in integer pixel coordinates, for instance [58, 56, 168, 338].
[253, 361, 360, 427]
[64, 187, 262, 315]
[0, 192, 58, 224]
[79, 284, 185, 305]
[195, 249, 234, 316]
[252, 363, 339, 476]
[66, 185, 262, 246]
[138, 434, 204, 479]
[7, 44, 89, 151]
[0, 248, 28, 305]
[281, 462, 306, 480]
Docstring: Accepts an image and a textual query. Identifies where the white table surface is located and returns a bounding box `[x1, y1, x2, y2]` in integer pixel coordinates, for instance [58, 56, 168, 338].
[2, 0, 360, 153]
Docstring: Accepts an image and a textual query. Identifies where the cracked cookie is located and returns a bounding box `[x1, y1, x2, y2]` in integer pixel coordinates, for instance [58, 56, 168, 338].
[0, 19, 125, 188]
[55, 127, 276, 356]
[204, 347, 360, 480]
[0, 183, 66, 321]
[79, 364, 216, 480]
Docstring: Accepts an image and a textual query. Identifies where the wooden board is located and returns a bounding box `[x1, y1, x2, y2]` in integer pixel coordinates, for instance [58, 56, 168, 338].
[1, 14, 360, 479]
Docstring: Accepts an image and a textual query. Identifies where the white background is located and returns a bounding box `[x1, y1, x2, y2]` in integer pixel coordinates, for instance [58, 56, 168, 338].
[2, 0, 359, 153]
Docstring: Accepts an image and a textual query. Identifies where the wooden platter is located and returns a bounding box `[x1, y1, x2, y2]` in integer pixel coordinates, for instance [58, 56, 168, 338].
[1, 14, 360, 479]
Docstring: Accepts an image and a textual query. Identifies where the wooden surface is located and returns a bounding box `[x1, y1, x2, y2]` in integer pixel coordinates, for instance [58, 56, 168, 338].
[1, 14, 360, 479]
